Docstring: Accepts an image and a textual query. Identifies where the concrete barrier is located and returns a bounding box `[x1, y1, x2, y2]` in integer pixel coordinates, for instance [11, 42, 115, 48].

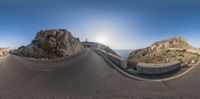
[96, 48, 182, 74]
[136, 61, 181, 74]
[95, 48, 127, 69]
[106, 53, 127, 69]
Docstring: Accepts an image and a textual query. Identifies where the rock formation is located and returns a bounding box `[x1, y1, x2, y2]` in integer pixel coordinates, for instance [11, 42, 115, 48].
[128, 37, 200, 68]
[0, 48, 10, 57]
[148, 36, 193, 52]
[16, 29, 83, 59]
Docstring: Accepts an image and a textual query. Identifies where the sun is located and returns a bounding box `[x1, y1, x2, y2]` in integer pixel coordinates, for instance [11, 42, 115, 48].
[96, 35, 107, 44]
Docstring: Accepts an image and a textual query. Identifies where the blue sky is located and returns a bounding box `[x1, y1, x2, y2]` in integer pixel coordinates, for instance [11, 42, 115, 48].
[0, 0, 200, 49]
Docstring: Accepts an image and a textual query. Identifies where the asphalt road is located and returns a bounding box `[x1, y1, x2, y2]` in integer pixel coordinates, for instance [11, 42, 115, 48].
[0, 48, 199, 99]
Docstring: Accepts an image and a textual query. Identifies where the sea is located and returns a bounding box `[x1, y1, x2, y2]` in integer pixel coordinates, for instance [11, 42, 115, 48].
[114, 49, 133, 58]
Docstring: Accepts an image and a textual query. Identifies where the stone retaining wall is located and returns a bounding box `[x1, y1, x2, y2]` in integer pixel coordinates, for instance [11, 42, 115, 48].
[96, 48, 182, 75]
[136, 61, 181, 74]
[95, 48, 127, 69]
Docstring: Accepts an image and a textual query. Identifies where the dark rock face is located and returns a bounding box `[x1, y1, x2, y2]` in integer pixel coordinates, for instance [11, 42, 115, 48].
[16, 29, 84, 59]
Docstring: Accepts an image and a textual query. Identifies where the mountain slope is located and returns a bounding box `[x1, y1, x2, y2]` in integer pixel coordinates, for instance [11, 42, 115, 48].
[128, 37, 200, 67]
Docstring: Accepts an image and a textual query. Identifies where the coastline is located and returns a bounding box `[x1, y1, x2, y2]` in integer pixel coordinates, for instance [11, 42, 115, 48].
[114, 49, 133, 58]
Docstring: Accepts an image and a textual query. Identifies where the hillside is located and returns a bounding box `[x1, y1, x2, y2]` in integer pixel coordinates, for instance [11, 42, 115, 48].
[128, 37, 200, 68]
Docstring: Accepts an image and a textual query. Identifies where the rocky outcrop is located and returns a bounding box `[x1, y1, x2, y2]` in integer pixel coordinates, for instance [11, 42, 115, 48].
[149, 37, 193, 52]
[82, 41, 118, 56]
[16, 29, 83, 59]
[128, 37, 200, 68]
[0, 48, 10, 57]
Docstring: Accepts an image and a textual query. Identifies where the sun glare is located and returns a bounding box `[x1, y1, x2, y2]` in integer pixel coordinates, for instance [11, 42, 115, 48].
[96, 35, 107, 44]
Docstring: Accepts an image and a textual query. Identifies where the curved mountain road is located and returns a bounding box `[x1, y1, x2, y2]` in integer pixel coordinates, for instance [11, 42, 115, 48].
[0, 48, 199, 99]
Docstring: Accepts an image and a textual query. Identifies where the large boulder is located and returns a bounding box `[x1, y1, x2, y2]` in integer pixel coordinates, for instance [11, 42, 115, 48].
[128, 37, 200, 68]
[16, 29, 84, 59]
[0, 48, 10, 57]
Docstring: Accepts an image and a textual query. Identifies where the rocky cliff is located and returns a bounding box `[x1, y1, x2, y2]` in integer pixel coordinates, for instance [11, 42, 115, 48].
[128, 37, 200, 68]
[16, 29, 83, 59]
